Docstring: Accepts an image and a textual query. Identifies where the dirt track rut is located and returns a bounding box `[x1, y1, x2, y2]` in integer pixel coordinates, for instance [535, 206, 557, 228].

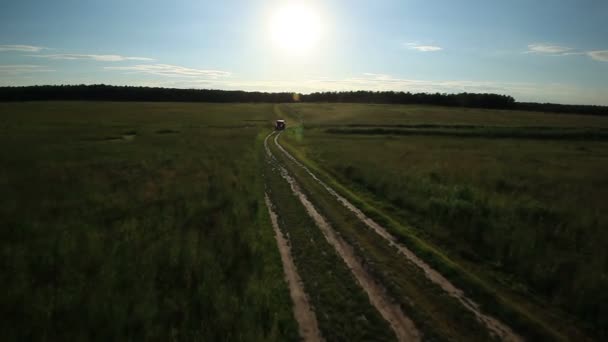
[273, 131, 523, 342]
[264, 193, 322, 342]
[265, 132, 421, 342]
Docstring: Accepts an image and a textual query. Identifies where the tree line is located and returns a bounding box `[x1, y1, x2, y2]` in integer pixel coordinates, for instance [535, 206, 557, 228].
[1, 84, 606, 115]
[300, 91, 516, 109]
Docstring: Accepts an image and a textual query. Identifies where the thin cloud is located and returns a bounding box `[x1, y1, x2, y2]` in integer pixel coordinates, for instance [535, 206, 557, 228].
[588, 50, 608, 62]
[30, 54, 154, 62]
[406, 43, 442, 52]
[526, 43, 573, 54]
[303, 74, 606, 105]
[0, 45, 45, 52]
[104, 64, 231, 79]
[0, 65, 54, 74]
[31, 54, 152, 62]
[0, 45, 155, 61]
[27, 73, 604, 106]
[362, 73, 392, 80]
[176, 73, 539, 97]
[526, 43, 608, 62]
[313, 73, 521, 93]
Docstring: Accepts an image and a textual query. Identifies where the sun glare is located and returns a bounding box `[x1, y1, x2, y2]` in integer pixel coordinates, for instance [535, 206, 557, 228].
[270, 4, 322, 55]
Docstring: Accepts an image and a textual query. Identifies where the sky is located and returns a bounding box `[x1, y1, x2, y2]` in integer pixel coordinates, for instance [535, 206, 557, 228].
[1, 0, 607, 105]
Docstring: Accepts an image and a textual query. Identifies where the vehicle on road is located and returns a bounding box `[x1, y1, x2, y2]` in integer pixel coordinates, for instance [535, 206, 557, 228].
[276, 119, 286, 130]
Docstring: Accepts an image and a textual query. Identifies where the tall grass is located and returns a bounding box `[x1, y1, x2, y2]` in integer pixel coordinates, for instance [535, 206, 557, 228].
[327, 126, 608, 140]
[298, 134, 608, 338]
[280, 103, 608, 339]
[0, 102, 297, 340]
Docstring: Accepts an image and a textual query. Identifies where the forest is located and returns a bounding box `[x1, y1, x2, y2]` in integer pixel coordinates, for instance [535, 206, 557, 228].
[1, 85, 606, 115]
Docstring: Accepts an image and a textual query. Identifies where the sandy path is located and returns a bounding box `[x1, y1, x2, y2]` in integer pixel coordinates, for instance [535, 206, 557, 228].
[273, 132, 523, 342]
[264, 193, 322, 342]
[265, 132, 421, 342]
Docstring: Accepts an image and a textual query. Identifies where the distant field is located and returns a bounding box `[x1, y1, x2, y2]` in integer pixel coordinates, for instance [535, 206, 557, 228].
[280, 103, 608, 339]
[2, 101, 607, 341]
[0, 102, 298, 340]
[291, 103, 608, 128]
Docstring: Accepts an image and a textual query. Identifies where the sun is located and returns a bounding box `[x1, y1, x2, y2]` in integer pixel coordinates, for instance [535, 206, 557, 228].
[270, 4, 322, 55]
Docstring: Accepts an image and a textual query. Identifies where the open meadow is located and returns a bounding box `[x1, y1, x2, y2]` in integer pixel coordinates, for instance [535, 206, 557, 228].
[279, 103, 608, 340]
[1, 101, 607, 341]
[0, 102, 298, 340]
[3, 0, 607, 340]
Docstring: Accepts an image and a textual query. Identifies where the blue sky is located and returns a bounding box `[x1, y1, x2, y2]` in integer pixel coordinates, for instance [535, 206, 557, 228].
[1, 0, 607, 105]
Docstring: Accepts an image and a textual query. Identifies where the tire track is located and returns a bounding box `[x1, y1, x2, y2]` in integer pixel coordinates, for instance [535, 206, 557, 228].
[265, 132, 421, 342]
[264, 193, 322, 342]
[273, 131, 523, 342]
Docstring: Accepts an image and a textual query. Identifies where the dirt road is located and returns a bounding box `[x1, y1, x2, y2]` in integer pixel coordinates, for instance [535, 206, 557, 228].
[265, 132, 421, 342]
[273, 131, 523, 342]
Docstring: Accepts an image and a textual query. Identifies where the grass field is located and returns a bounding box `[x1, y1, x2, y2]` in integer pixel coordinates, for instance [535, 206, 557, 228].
[279, 103, 608, 340]
[0, 102, 298, 340]
[2, 101, 607, 341]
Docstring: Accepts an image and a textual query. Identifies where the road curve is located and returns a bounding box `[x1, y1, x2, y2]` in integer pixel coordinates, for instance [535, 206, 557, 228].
[273, 131, 523, 342]
[265, 131, 421, 342]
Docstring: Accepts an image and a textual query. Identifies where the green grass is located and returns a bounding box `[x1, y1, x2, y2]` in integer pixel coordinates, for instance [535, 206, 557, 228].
[278, 103, 608, 340]
[270, 136, 497, 341]
[0, 102, 297, 341]
[327, 126, 608, 140]
[3, 100, 607, 341]
[287, 103, 608, 128]
[264, 144, 396, 341]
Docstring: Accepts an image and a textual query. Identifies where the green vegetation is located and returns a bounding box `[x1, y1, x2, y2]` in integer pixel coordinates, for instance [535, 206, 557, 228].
[3, 100, 607, 341]
[0, 102, 298, 341]
[270, 137, 495, 341]
[4, 85, 607, 116]
[264, 143, 396, 341]
[289, 103, 608, 128]
[327, 126, 608, 140]
[279, 103, 608, 340]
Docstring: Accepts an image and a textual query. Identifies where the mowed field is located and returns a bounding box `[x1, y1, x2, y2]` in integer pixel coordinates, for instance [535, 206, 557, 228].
[1, 101, 607, 341]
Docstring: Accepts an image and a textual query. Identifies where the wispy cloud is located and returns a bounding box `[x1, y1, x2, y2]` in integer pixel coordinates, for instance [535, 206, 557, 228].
[311, 73, 523, 94]
[1, 44, 155, 61]
[195, 73, 604, 105]
[526, 43, 608, 62]
[311, 74, 607, 105]
[362, 73, 392, 80]
[588, 50, 608, 62]
[405, 43, 443, 52]
[526, 43, 574, 55]
[5, 71, 605, 106]
[29, 54, 154, 62]
[168, 73, 540, 97]
[0, 45, 45, 52]
[0, 65, 54, 74]
[104, 64, 230, 78]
